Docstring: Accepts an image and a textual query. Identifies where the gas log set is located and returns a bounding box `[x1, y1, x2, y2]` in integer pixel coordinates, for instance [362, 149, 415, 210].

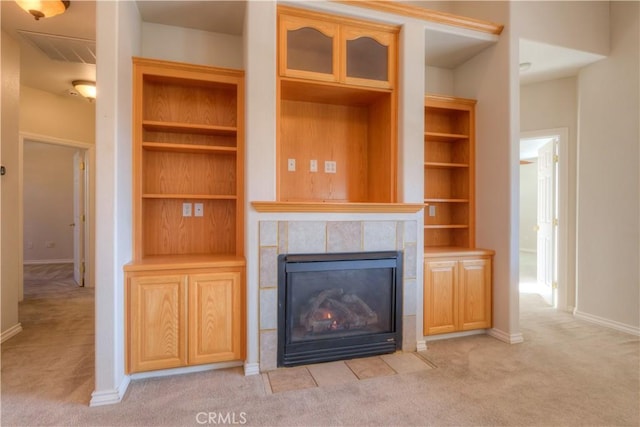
[301, 288, 379, 334]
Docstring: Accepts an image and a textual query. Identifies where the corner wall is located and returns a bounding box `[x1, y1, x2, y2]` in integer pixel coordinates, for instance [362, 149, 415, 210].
[452, 1, 521, 342]
[1, 30, 22, 341]
[575, 1, 639, 333]
[92, 0, 141, 406]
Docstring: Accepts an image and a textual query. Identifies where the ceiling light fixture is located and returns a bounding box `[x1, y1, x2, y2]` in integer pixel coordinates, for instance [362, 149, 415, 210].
[519, 62, 532, 72]
[15, 0, 70, 21]
[72, 80, 96, 101]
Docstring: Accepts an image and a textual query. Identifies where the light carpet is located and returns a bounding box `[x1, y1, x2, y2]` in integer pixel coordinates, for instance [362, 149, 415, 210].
[1, 264, 638, 426]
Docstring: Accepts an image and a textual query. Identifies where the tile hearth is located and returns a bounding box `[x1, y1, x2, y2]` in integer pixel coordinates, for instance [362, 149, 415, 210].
[264, 353, 434, 394]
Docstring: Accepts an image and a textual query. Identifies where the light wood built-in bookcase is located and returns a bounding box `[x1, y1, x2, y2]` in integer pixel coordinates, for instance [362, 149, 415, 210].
[423, 94, 493, 336]
[125, 58, 245, 373]
[277, 6, 399, 203]
[132, 58, 244, 260]
[424, 95, 476, 249]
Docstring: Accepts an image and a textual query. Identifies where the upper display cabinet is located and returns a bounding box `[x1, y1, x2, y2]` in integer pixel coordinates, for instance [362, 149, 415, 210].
[278, 6, 398, 90]
[275, 6, 400, 204]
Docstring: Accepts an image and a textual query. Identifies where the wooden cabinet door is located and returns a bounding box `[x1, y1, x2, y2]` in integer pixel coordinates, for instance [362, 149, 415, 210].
[459, 258, 492, 330]
[341, 26, 396, 89]
[279, 14, 339, 82]
[424, 260, 458, 335]
[188, 270, 244, 364]
[127, 274, 187, 373]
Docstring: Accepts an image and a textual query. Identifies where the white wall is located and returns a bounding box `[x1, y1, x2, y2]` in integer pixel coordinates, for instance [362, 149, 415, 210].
[23, 142, 76, 262]
[244, 0, 277, 374]
[92, 0, 141, 406]
[142, 22, 243, 69]
[519, 161, 537, 252]
[452, 1, 521, 342]
[20, 86, 95, 144]
[515, 1, 609, 56]
[575, 1, 639, 332]
[1, 30, 22, 340]
[425, 66, 454, 95]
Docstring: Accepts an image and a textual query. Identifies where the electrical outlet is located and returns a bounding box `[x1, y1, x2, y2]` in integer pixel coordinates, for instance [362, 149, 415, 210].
[324, 160, 337, 174]
[182, 202, 192, 217]
[429, 205, 436, 217]
[287, 158, 296, 172]
[310, 159, 318, 172]
[194, 203, 204, 217]
[45, 240, 55, 248]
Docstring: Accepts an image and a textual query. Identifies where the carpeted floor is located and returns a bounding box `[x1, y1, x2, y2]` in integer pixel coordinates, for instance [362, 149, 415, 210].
[1, 264, 638, 426]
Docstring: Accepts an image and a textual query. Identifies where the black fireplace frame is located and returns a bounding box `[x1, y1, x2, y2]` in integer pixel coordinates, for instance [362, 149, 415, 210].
[277, 251, 403, 367]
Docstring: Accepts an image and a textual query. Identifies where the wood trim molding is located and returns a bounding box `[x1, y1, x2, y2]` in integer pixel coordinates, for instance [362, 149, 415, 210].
[335, 1, 504, 35]
[251, 201, 424, 213]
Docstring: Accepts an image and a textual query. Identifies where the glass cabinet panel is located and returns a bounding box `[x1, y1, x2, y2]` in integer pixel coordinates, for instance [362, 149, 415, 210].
[286, 27, 333, 74]
[346, 37, 388, 82]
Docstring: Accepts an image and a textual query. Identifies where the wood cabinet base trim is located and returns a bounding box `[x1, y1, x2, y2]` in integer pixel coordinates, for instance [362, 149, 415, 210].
[125, 255, 246, 272]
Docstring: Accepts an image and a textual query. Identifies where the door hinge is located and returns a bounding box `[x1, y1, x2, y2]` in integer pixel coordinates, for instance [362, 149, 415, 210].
[80, 161, 85, 171]
[553, 154, 559, 163]
[81, 262, 85, 274]
[553, 218, 559, 226]
[82, 214, 86, 222]
[552, 281, 558, 289]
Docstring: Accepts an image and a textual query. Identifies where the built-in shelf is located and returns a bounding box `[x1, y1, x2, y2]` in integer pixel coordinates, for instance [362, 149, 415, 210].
[424, 132, 469, 142]
[252, 201, 424, 213]
[425, 162, 469, 168]
[142, 142, 237, 154]
[142, 194, 237, 200]
[142, 120, 237, 136]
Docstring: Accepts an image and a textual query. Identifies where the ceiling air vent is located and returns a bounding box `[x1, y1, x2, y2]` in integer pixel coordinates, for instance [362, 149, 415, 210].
[17, 30, 96, 65]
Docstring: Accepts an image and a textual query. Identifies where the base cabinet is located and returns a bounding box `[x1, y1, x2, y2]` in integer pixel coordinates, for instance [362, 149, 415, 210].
[126, 264, 244, 374]
[424, 250, 493, 336]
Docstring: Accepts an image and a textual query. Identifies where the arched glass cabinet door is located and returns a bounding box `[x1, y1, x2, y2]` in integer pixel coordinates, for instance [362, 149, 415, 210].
[342, 26, 396, 89]
[279, 15, 339, 82]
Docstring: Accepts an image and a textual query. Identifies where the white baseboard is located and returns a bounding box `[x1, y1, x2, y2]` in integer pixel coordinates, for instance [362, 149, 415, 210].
[129, 360, 244, 381]
[89, 376, 130, 407]
[244, 362, 260, 376]
[1, 323, 23, 343]
[574, 310, 640, 336]
[488, 328, 524, 344]
[416, 339, 427, 352]
[24, 259, 73, 265]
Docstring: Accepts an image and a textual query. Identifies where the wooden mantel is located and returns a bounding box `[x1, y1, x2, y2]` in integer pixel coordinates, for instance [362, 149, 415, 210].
[335, 1, 504, 35]
[251, 201, 425, 213]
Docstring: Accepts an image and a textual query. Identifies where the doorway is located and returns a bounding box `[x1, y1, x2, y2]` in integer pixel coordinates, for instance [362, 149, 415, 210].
[19, 133, 94, 297]
[519, 129, 569, 309]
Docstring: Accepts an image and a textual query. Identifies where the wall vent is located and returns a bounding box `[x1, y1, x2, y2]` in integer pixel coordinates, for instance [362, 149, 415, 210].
[17, 30, 96, 65]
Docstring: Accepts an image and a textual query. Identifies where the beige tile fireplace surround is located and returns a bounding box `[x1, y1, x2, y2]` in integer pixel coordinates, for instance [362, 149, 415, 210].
[258, 220, 418, 371]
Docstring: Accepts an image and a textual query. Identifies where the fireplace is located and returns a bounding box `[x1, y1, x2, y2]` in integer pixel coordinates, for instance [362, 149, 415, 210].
[278, 251, 403, 367]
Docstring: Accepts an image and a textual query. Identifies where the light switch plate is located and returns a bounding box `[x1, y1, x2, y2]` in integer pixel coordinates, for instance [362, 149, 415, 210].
[310, 159, 318, 172]
[287, 158, 296, 172]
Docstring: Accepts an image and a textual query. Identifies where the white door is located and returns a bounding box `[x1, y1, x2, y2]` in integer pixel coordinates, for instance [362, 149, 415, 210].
[536, 140, 557, 305]
[73, 151, 85, 286]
